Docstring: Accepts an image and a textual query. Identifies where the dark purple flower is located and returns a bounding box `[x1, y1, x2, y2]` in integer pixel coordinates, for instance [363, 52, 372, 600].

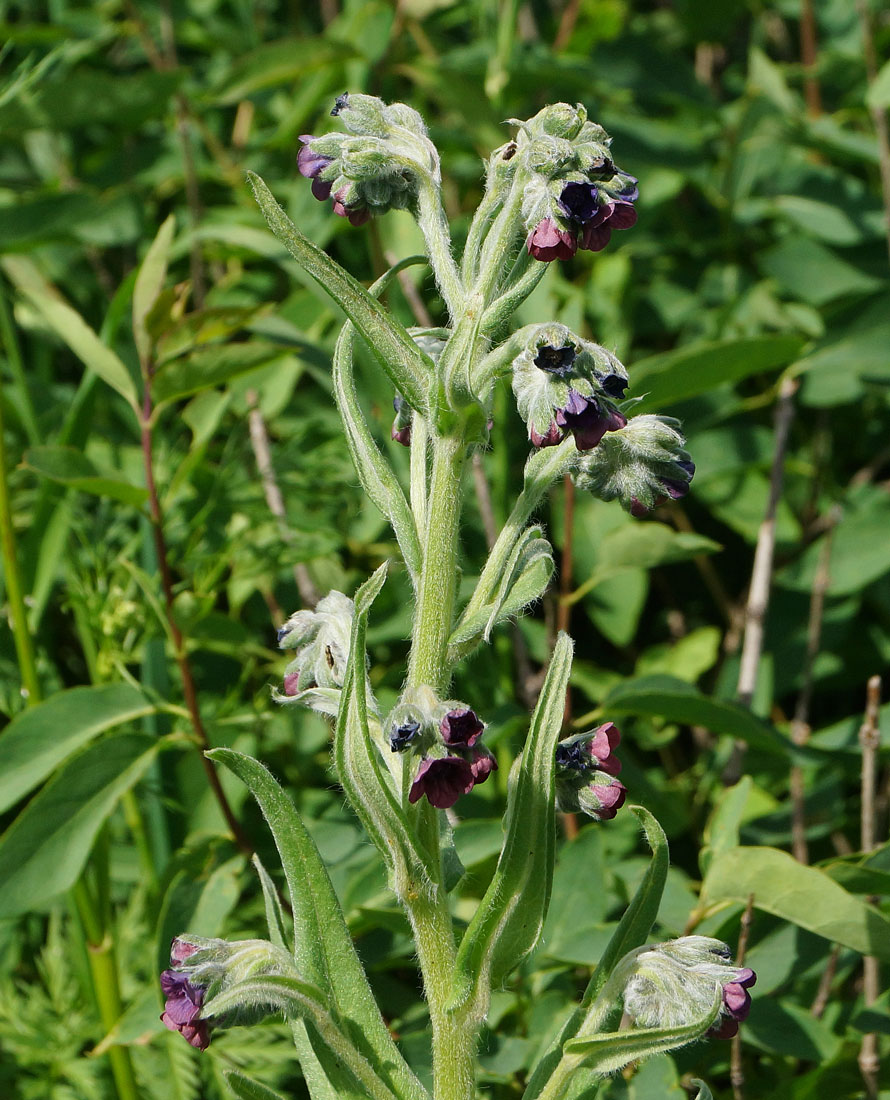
[555, 390, 628, 451]
[160, 970, 210, 1051]
[409, 756, 476, 809]
[579, 201, 638, 253]
[558, 181, 602, 223]
[527, 218, 578, 262]
[469, 746, 498, 784]
[391, 394, 412, 446]
[390, 719, 421, 753]
[596, 371, 628, 398]
[613, 172, 639, 201]
[588, 777, 627, 820]
[440, 708, 484, 748]
[709, 968, 756, 1039]
[534, 343, 577, 377]
[332, 188, 371, 227]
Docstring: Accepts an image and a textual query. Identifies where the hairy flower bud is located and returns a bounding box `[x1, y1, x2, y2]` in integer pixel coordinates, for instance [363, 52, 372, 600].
[574, 414, 695, 516]
[555, 722, 625, 820]
[621, 937, 756, 1039]
[160, 935, 293, 1050]
[275, 591, 355, 710]
[511, 324, 628, 451]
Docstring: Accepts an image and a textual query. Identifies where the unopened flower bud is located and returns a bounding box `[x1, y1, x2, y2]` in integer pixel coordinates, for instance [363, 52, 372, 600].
[391, 393, 412, 446]
[574, 414, 694, 516]
[556, 722, 621, 776]
[622, 937, 756, 1039]
[275, 591, 354, 705]
[440, 707, 484, 748]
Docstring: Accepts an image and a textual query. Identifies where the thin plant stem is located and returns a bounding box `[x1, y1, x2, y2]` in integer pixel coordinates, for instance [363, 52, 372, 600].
[724, 376, 798, 783]
[246, 389, 319, 609]
[556, 475, 579, 839]
[730, 893, 755, 1100]
[800, 0, 822, 118]
[0, 278, 40, 444]
[790, 510, 838, 862]
[141, 376, 252, 854]
[858, 675, 882, 1099]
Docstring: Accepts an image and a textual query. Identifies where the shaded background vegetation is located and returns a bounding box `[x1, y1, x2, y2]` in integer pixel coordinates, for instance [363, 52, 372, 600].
[1, 0, 890, 1097]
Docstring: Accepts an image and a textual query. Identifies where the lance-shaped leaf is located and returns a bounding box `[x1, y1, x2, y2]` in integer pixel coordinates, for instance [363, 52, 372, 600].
[522, 807, 668, 1100]
[448, 527, 553, 662]
[252, 854, 290, 954]
[560, 988, 722, 1078]
[224, 1071, 288, 1100]
[248, 171, 432, 412]
[691, 1081, 714, 1100]
[333, 314, 422, 585]
[334, 564, 436, 898]
[207, 975, 399, 1100]
[208, 748, 426, 1100]
[133, 213, 175, 370]
[449, 633, 573, 1019]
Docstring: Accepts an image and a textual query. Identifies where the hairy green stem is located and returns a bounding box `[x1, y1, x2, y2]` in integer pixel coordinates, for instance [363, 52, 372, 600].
[407, 432, 466, 693]
[417, 177, 464, 318]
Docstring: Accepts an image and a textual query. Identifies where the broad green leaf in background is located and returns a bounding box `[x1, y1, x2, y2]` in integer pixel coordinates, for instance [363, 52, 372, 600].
[0, 683, 155, 813]
[152, 343, 292, 406]
[699, 777, 752, 875]
[602, 676, 793, 758]
[701, 846, 890, 962]
[224, 1071, 289, 1100]
[0, 733, 160, 917]
[23, 446, 148, 508]
[629, 335, 805, 412]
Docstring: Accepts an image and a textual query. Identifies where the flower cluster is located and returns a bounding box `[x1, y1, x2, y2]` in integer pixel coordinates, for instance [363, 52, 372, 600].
[511, 323, 628, 451]
[574, 413, 695, 516]
[160, 939, 210, 1050]
[622, 936, 756, 1039]
[298, 93, 436, 225]
[389, 690, 497, 809]
[508, 103, 638, 262]
[554, 721, 626, 820]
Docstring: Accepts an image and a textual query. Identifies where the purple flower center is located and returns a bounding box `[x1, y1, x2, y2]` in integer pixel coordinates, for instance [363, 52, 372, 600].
[390, 719, 420, 752]
[440, 708, 484, 747]
[533, 344, 577, 377]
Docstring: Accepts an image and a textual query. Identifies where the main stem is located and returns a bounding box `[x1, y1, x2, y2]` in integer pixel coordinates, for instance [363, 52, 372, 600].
[407, 432, 465, 694]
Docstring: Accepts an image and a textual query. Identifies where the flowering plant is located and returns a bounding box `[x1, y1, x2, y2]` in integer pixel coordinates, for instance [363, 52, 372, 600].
[162, 96, 749, 1100]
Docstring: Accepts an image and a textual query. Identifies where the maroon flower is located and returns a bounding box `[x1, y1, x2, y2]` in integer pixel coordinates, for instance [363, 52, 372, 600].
[440, 708, 484, 748]
[297, 137, 334, 202]
[555, 390, 628, 451]
[578, 200, 638, 253]
[588, 777, 627, 821]
[331, 188, 371, 227]
[709, 968, 757, 1039]
[529, 420, 564, 448]
[527, 218, 578, 262]
[160, 970, 210, 1051]
[557, 722, 622, 777]
[409, 756, 476, 809]
[283, 671, 300, 696]
[469, 746, 498, 784]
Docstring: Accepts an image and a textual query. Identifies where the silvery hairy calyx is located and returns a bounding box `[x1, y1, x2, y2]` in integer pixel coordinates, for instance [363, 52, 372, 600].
[161, 96, 746, 1100]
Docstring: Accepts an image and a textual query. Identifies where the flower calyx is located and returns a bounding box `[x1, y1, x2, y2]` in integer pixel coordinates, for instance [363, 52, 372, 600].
[274, 590, 355, 715]
[573, 413, 695, 516]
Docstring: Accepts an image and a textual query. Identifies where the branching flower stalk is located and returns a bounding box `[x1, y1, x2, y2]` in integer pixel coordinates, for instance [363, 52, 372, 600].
[161, 96, 751, 1100]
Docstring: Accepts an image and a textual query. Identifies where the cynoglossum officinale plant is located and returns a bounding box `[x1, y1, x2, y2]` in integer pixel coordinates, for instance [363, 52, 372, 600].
[162, 95, 745, 1100]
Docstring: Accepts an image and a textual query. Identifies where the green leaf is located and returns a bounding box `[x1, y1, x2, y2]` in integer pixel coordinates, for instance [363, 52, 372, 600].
[522, 808, 668, 1100]
[690, 1082, 714, 1100]
[334, 564, 433, 897]
[153, 343, 290, 405]
[0, 683, 155, 814]
[699, 777, 752, 876]
[207, 975, 397, 1100]
[23, 446, 148, 507]
[629, 335, 804, 412]
[604, 676, 794, 758]
[702, 846, 890, 961]
[1, 255, 139, 409]
[450, 633, 573, 1019]
[211, 38, 358, 103]
[133, 214, 175, 368]
[562, 989, 721, 1076]
[252, 854, 290, 953]
[866, 59, 890, 110]
[247, 172, 432, 412]
[224, 1070, 288, 1100]
[207, 747, 426, 1100]
[332, 259, 427, 586]
[0, 733, 159, 916]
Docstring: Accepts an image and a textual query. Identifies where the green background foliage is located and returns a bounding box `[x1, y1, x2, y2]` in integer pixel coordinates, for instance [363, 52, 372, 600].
[1, 0, 889, 1097]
